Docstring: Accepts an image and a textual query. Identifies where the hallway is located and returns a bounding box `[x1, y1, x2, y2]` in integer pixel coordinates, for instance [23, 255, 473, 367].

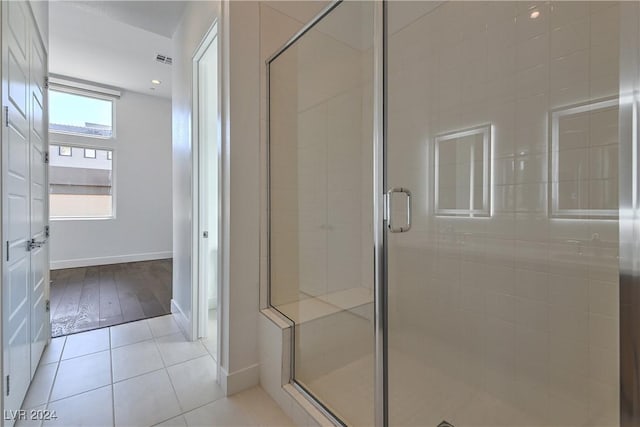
[18, 315, 292, 427]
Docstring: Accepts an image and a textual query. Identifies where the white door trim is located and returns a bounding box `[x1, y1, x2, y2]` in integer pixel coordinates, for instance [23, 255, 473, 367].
[191, 19, 222, 375]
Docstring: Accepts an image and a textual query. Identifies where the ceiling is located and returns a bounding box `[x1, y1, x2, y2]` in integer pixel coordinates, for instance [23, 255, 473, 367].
[65, 1, 186, 38]
[49, 1, 184, 99]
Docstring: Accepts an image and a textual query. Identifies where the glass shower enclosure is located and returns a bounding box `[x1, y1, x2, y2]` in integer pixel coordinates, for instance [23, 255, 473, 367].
[267, 1, 640, 426]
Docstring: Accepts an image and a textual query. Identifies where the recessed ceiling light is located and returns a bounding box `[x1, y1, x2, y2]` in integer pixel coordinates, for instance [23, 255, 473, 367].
[151, 79, 161, 85]
[530, 10, 540, 19]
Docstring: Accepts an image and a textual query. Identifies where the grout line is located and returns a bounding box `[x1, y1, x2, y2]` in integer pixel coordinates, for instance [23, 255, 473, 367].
[39, 335, 67, 422]
[54, 336, 67, 365]
[111, 365, 166, 386]
[151, 379, 226, 427]
[109, 327, 116, 427]
[152, 396, 222, 427]
[201, 339, 218, 362]
[149, 414, 185, 427]
[46, 384, 113, 407]
[157, 348, 210, 369]
[164, 363, 185, 415]
[153, 332, 208, 369]
[59, 346, 110, 363]
[153, 333, 170, 369]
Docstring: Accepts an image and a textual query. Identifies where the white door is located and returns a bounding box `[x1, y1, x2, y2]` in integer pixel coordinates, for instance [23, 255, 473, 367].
[194, 24, 220, 341]
[2, 0, 49, 419]
[28, 19, 48, 377]
[2, 0, 34, 417]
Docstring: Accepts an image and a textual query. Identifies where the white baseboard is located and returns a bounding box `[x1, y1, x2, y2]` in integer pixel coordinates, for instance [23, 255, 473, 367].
[220, 363, 260, 396]
[50, 251, 173, 270]
[171, 299, 192, 340]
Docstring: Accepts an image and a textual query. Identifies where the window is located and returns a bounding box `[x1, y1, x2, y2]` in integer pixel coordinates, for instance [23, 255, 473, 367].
[49, 145, 114, 218]
[49, 90, 113, 138]
[550, 98, 618, 218]
[59, 146, 72, 156]
[435, 124, 492, 217]
[107, 151, 112, 160]
[84, 148, 96, 159]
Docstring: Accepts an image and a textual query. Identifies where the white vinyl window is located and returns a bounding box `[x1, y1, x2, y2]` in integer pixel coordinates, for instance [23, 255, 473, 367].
[49, 90, 114, 138]
[49, 83, 117, 220]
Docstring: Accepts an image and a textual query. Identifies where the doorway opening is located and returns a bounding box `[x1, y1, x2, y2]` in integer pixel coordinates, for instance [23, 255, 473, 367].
[46, 1, 176, 337]
[193, 22, 221, 359]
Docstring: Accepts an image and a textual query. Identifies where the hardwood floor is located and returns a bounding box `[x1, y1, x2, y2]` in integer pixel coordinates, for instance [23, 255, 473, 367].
[50, 259, 172, 337]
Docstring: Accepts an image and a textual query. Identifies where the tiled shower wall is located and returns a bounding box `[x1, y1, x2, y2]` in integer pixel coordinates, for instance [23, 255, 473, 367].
[263, 2, 376, 424]
[262, 1, 624, 426]
[269, 2, 374, 307]
[387, 2, 620, 425]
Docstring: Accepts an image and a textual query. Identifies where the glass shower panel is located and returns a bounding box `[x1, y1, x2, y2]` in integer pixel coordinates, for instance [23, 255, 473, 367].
[387, 2, 620, 426]
[268, 2, 374, 425]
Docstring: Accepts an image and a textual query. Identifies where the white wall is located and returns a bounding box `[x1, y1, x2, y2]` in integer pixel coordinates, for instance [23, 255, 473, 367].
[221, 0, 265, 394]
[172, 0, 266, 396]
[50, 91, 173, 269]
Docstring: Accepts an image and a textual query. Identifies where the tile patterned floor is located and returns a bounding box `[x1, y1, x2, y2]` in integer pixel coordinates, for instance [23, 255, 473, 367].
[18, 315, 294, 427]
[50, 260, 173, 337]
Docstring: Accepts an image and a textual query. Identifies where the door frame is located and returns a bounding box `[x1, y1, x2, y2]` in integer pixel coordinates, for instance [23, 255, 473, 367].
[191, 20, 222, 369]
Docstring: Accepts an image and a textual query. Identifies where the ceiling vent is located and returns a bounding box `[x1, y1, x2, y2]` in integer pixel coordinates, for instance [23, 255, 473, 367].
[155, 54, 173, 65]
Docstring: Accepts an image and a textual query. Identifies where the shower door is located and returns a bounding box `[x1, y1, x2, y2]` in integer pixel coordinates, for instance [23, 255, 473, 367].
[268, 1, 640, 425]
[386, 2, 623, 426]
[267, 2, 376, 425]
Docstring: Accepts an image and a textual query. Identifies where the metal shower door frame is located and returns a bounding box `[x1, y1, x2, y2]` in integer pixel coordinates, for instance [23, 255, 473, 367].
[265, 1, 385, 426]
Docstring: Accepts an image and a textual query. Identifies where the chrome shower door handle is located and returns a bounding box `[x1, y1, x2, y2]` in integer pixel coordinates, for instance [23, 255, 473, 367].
[386, 187, 412, 233]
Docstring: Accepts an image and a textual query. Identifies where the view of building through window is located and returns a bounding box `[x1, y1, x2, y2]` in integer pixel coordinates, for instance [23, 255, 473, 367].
[49, 145, 113, 218]
[49, 90, 113, 138]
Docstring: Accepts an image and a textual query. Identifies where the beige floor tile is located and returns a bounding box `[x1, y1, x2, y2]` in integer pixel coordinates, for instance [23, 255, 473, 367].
[22, 364, 57, 409]
[153, 415, 188, 427]
[110, 321, 153, 348]
[112, 339, 164, 382]
[147, 315, 182, 338]
[156, 333, 208, 367]
[39, 337, 66, 365]
[113, 369, 181, 427]
[44, 386, 113, 427]
[50, 351, 111, 401]
[22, 318, 296, 427]
[201, 339, 217, 359]
[167, 355, 224, 412]
[183, 398, 255, 427]
[232, 387, 295, 427]
[14, 404, 45, 427]
[61, 329, 110, 360]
